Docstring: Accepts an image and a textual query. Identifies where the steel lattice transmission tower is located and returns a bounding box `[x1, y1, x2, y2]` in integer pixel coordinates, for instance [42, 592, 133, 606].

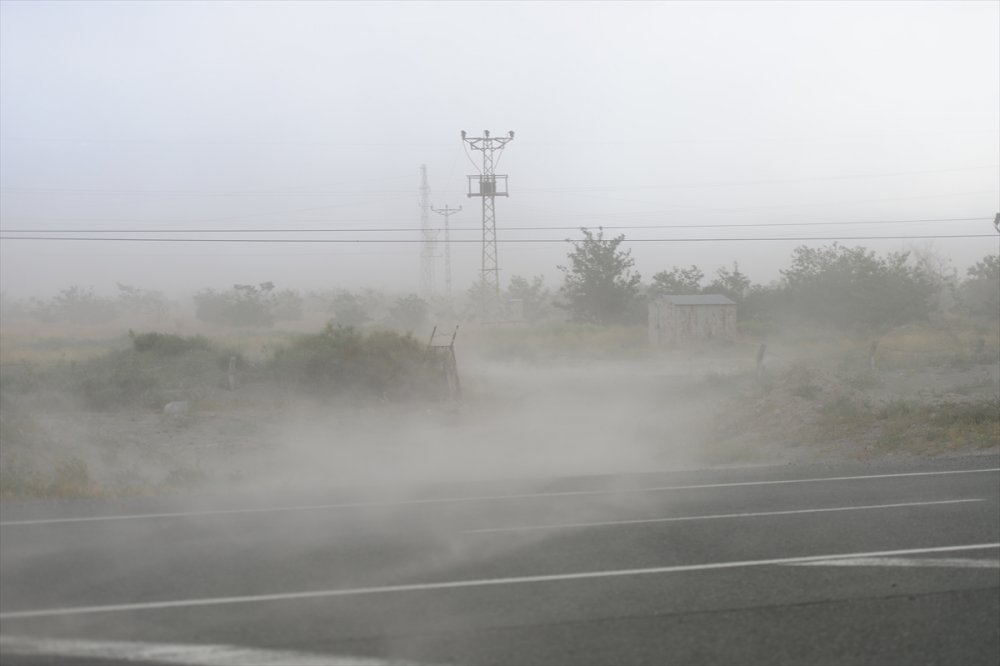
[418, 164, 438, 298]
[431, 204, 461, 299]
[462, 129, 514, 320]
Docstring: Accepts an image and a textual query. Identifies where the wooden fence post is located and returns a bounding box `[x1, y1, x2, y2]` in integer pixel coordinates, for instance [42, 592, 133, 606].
[756, 343, 767, 382]
[868, 340, 879, 372]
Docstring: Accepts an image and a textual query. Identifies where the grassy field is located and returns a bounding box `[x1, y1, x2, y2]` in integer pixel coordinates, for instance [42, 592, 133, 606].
[1, 311, 997, 499]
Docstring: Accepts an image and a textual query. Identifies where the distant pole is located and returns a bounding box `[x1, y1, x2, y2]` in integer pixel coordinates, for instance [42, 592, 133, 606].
[462, 129, 514, 321]
[755, 344, 767, 382]
[419, 165, 437, 299]
[431, 204, 462, 299]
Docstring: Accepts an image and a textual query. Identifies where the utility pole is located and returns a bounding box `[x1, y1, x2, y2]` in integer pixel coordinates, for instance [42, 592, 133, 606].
[431, 204, 461, 299]
[419, 164, 437, 299]
[462, 129, 514, 321]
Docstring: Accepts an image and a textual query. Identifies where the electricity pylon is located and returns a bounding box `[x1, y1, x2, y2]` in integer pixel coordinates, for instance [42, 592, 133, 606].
[431, 204, 461, 299]
[419, 164, 437, 298]
[462, 129, 514, 321]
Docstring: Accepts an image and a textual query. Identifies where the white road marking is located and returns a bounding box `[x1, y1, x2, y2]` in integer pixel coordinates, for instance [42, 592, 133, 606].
[465, 499, 984, 533]
[0, 635, 419, 665]
[792, 557, 1000, 569]
[1, 467, 997, 527]
[1, 543, 996, 621]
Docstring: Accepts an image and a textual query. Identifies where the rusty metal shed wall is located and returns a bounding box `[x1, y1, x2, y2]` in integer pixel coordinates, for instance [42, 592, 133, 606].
[649, 297, 737, 345]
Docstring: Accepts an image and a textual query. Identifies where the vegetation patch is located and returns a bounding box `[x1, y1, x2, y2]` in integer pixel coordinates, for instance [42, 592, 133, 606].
[129, 331, 216, 356]
[72, 339, 240, 411]
[709, 350, 999, 462]
[826, 398, 1000, 455]
[0, 401, 109, 498]
[466, 322, 648, 361]
[269, 325, 438, 401]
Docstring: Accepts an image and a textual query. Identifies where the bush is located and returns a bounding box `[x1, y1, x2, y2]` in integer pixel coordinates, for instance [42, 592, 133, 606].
[31, 286, 118, 325]
[388, 294, 429, 331]
[468, 322, 648, 361]
[130, 331, 214, 356]
[76, 350, 160, 410]
[959, 254, 1000, 320]
[71, 332, 237, 410]
[270, 325, 437, 400]
[194, 283, 293, 327]
[116, 283, 168, 318]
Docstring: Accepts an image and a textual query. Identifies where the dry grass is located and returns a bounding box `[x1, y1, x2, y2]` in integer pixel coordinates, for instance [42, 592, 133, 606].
[461, 322, 650, 361]
[2, 314, 998, 499]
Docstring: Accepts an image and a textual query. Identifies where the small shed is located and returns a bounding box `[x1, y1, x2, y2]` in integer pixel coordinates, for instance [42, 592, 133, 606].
[648, 294, 737, 346]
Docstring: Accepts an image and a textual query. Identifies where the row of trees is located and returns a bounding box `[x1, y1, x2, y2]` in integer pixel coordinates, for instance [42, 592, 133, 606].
[6, 281, 434, 332]
[552, 229, 756, 324]
[194, 282, 303, 327]
[22, 283, 168, 325]
[553, 228, 999, 329]
[190, 284, 433, 331]
[6, 233, 996, 332]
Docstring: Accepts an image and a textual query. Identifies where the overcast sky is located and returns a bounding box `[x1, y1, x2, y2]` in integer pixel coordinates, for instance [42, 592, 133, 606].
[1, 0, 998, 300]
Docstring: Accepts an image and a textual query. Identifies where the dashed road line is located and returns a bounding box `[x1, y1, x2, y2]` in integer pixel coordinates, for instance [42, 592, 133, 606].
[465, 499, 984, 533]
[2, 468, 996, 527]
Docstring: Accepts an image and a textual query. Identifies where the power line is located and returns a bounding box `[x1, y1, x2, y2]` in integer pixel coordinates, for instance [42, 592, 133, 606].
[0, 137, 456, 148]
[0, 199, 436, 227]
[3, 131, 995, 147]
[1, 234, 992, 244]
[0, 188, 416, 196]
[517, 165, 1000, 192]
[0, 217, 991, 234]
[4, 165, 995, 197]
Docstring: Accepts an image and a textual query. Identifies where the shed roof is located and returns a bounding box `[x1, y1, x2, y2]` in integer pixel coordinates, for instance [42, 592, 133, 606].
[656, 294, 736, 306]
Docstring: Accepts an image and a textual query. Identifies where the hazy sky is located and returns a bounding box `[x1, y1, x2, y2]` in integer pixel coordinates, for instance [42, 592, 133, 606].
[1, 0, 998, 300]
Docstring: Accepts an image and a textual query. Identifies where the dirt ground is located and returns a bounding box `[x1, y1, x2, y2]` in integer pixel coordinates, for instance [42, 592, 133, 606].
[4, 353, 997, 498]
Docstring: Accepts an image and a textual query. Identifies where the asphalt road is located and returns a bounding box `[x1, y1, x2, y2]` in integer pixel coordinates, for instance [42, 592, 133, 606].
[1, 454, 998, 665]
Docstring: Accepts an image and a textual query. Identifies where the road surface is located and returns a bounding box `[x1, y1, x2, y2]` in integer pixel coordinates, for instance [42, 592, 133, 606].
[1, 454, 998, 665]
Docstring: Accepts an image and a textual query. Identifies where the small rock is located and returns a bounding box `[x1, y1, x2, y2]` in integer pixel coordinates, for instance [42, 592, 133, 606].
[164, 401, 191, 416]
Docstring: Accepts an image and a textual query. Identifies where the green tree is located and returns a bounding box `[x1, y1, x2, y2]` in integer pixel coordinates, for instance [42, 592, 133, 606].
[271, 289, 304, 321]
[506, 274, 553, 322]
[707, 262, 752, 303]
[779, 244, 936, 328]
[32, 286, 118, 324]
[116, 283, 168, 319]
[389, 294, 429, 331]
[463, 274, 487, 318]
[960, 253, 1000, 319]
[230, 282, 276, 327]
[557, 228, 641, 324]
[331, 291, 371, 328]
[194, 282, 276, 327]
[649, 265, 704, 297]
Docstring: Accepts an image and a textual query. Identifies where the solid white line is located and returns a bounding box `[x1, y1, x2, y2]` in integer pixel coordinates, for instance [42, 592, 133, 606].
[0, 635, 418, 666]
[1, 543, 997, 621]
[792, 557, 1000, 569]
[465, 499, 985, 533]
[2, 467, 997, 527]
